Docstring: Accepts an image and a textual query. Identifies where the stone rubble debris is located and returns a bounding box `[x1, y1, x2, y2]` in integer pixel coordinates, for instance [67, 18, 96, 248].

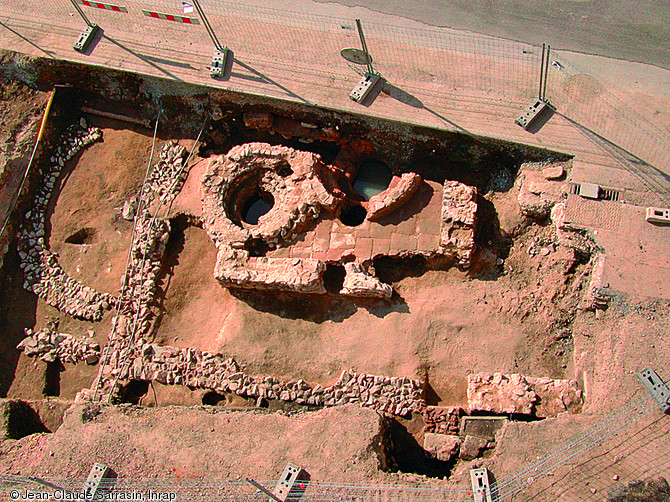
[340, 262, 392, 299]
[17, 327, 100, 365]
[459, 435, 490, 461]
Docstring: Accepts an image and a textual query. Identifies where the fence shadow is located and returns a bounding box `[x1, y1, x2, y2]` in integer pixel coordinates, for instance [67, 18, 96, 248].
[0, 21, 56, 58]
[558, 111, 670, 204]
[380, 80, 473, 135]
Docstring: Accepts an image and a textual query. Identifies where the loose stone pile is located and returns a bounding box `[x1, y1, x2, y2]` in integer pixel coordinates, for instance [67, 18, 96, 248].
[17, 327, 100, 364]
[423, 433, 462, 462]
[103, 342, 424, 416]
[17, 123, 117, 321]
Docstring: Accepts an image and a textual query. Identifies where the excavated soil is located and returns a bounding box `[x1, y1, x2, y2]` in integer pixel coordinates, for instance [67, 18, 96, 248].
[1, 76, 668, 492]
[1, 94, 583, 410]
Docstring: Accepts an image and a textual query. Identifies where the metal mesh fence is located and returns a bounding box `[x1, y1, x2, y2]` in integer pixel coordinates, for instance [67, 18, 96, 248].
[1, 0, 667, 191]
[0, 397, 667, 501]
[545, 52, 670, 201]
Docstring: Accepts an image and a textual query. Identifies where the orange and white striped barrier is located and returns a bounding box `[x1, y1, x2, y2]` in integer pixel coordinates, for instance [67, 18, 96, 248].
[141, 9, 199, 24]
[76, 0, 128, 13]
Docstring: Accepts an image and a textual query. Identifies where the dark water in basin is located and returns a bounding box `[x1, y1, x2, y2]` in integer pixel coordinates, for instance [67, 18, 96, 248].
[353, 160, 392, 201]
[243, 194, 272, 225]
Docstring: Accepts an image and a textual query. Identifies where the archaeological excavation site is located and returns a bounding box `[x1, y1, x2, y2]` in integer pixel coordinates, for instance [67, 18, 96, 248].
[0, 51, 668, 502]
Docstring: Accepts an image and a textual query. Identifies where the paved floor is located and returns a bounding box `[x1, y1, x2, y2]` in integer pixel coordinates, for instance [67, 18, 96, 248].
[270, 180, 443, 262]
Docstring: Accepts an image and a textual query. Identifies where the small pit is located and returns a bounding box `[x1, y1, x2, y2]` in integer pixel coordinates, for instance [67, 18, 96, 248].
[339, 204, 367, 227]
[64, 227, 97, 245]
[201, 391, 226, 406]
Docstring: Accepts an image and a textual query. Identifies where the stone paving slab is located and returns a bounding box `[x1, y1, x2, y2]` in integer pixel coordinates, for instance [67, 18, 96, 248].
[269, 180, 442, 262]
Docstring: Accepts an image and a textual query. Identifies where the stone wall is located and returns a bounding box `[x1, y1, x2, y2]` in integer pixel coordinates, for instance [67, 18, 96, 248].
[95, 141, 189, 398]
[467, 372, 583, 417]
[215, 254, 327, 294]
[439, 180, 478, 267]
[89, 341, 424, 417]
[367, 173, 421, 221]
[17, 123, 117, 321]
[422, 406, 461, 434]
[201, 143, 479, 298]
[17, 327, 100, 364]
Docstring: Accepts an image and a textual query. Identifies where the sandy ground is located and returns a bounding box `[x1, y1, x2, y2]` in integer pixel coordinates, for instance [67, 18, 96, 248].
[0, 403, 389, 483]
[155, 158, 585, 407]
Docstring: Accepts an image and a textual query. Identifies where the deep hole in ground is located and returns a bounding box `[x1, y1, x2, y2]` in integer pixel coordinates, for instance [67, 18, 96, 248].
[1, 400, 49, 439]
[323, 264, 346, 294]
[242, 191, 274, 225]
[0, 240, 39, 398]
[339, 204, 367, 227]
[201, 391, 226, 406]
[64, 227, 97, 245]
[373, 255, 428, 284]
[152, 213, 190, 335]
[43, 361, 62, 397]
[116, 380, 150, 405]
[386, 418, 455, 478]
[353, 159, 392, 201]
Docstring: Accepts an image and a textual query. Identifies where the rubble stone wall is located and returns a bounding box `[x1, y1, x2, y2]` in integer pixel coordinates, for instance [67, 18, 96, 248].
[90, 342, 425, 417]
[439, 180, 478, 267]
[17, 124, 117, 321]
[17, 327, 100, 365]
[467, 371, 583, 417]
